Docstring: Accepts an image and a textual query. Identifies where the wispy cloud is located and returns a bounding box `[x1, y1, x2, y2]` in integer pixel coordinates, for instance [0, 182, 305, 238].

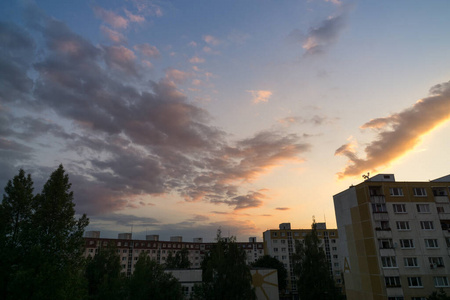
[203, 35, 221, 46]
[134, 43, 160, 58]
[336, 80, 450, 178]
[100, 26, 126, 44]
[189, 56, 205, 64]
[247, 90, 273, 104]
[93, 7, 129, 29]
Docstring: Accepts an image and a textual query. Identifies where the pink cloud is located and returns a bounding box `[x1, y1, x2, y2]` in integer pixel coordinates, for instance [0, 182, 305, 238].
[165, 68, 191, 84]
[124, 9, 145, 23]
[247, 90, 273, 104]
[93, 7, 128, 29]
[134, 43, 160, 58]
[189, 56, 205, 64]
[100, 26, 126, 43]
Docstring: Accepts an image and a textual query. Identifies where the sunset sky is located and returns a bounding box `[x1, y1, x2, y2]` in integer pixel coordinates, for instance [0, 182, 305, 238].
[1, 0, 450, 242]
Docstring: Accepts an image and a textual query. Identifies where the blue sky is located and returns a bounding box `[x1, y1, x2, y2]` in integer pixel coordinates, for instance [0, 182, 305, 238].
[1, 0, 450, 241]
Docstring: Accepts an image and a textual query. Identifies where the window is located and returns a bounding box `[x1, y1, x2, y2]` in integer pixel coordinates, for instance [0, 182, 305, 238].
[381, 256, 397, 268]
[434, 277, 449, 287]
[416, 204, 430, 213]
[332, 247, 337, 251]
[331, 232, 336, 236]
[413, 188, 427, 197]
[400, 239, 414, 249]
[123, 249, 127, 253]
[429, 257, 444, 268]
[273, 240, 278, 244]
[282, 255, 287, 260]
[385, 276, 401, 287]
[390, 187, 404, 196]
[437, 206, 445, 213]
[281, 232, 286, 237]
[379, 239, 393, 249]
[420, 221, 434, 230]
[411, 298, 427, 300]
[281, 240, 286, 244]
[396, 221, 410, 230]
[274, 248, 279, 252]
[376, 221, 390, 230]
[408, 277, 423, 287]
[393, 204, 406, 213]
[425, 239, 439, 248]
[404, 257, 418, 267]
[372, 203, 387, 213]
[334, 263, 339, 267]
[388, 298, 404, 300]
[281, 248, 286, 252]
[333, 255, 338, 259]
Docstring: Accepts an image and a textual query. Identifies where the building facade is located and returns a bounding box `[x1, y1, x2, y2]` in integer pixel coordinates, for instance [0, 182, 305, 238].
[263, 222, 342, 298]
[334, 174, 450, 300]
[84, 233, 264, 276]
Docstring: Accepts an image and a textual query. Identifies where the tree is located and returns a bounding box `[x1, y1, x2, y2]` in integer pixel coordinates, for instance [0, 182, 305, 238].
[429, 289, 450, 300]
[0, 169, 35, 299]
[165, 247, 191, 269]
[197, 230, 256, 300]
[128, 252, 183, 300]
[252, 255, 288, 292]
[293, 220, 342, 300]
[85, 244, 125, 300]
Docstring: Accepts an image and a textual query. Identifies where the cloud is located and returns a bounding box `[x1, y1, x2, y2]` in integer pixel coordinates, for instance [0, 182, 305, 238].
[336, 80, 450, 178]
[203, 35, 221, 46]
[100, 26, 126, 44]
[103, 45, 138, 75]
[276, 207, 290, 211]
[278, 115, 333, 126]
[165, 68, 191, 84]
[247, 90, 272, 104]
[1, 8, 310, 218]
[289, 5, 351, 56]
[124, 9, 145, 23]
[189, 56, 205, 64]
[93, 7, 128, 29]
[134, 43, 160, 58]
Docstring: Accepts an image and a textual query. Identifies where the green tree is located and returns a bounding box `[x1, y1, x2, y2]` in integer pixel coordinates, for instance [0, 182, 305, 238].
[128, 252, 183, 300]
[0, 169, 35, 299]
[85, 244, 125, 300]
[429, 289, 450, 300]
[166, 247, 191, 269]
[198, 230, 256, 300]
[252, 255, 288, 292]
[293, 220, 342, 300]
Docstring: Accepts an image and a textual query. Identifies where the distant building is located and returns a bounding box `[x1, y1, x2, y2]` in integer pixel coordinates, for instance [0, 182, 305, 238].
[83, 233, 264, 277]
[263, 222, 341, 298]
[334, 173, 450, 300]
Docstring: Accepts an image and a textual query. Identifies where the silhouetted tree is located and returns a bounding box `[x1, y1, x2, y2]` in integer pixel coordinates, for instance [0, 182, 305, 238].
[429, 289, 450, 300]
[1, 166, 89, 299]
[128, 252, 182, 300]
[197, 230, 256, 300]
[166, 247, 191, 269]
[293, 220, 342, 300]
[252, 255, 288, 291]
[85, 244, 125, 300]
[0, 169, 35, 299]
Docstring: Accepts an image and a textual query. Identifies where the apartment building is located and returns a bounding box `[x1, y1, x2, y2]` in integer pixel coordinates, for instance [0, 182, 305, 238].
[83, 233, 264, 276]
[334, 173, 450, 300]
[263, 223, 341, 298]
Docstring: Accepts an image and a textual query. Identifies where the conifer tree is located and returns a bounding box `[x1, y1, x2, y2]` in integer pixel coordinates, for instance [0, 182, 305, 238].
[293, 220, 342, 300]
[0, 169, 35, 299]
[198, 230, 256, 300]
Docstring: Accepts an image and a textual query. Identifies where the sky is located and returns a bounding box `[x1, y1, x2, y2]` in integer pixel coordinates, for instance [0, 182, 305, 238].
[1, 0, 450, 242]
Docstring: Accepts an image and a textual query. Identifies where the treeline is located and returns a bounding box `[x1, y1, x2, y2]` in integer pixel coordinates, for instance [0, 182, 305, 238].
[0, 166, 257, 300]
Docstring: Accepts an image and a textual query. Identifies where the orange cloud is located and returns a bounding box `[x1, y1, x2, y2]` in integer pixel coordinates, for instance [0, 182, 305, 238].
[336, 80, 450, 179]
[247, 90, 272, 104]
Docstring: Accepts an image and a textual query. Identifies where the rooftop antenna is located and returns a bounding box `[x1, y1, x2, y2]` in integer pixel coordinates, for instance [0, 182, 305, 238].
[362, 172, 370, 180]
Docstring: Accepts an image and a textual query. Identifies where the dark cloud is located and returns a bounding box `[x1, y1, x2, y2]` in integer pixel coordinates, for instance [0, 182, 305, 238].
[289, 4, 352, 57]
[336, 80, 450, 178]
[0, 6, 311, 217]
[276, 207, 290, 211]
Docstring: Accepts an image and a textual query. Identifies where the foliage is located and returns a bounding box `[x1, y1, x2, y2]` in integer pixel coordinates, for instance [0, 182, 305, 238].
[196, 230, 256, 300]
[252, 255, 288, 291]
[0, 169, 35, 300]
[0, 165, 89, 300]
[429, 289, 450, 300]
[293, 220, 343, 300]
[165, 247, 191, 269]
[85, 244, 126, 300]
[128, 252, 183, 300]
